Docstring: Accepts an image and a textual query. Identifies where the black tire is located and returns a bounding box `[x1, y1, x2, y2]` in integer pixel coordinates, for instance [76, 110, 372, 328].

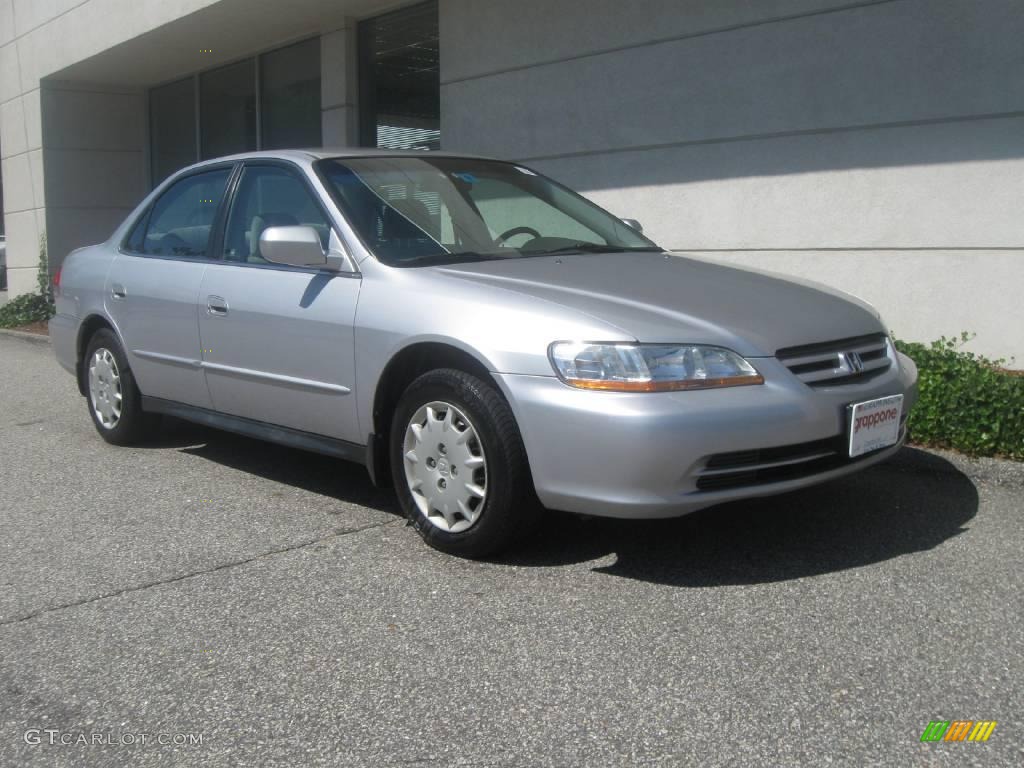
[390, 368, 541, 558]
[82, 328, 155, 445]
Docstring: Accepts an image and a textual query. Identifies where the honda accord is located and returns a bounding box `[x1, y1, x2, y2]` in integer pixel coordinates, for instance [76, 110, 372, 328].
[50, 150, 918, 556]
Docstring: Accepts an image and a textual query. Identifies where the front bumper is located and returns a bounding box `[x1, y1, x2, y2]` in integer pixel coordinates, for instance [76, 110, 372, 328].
[495, 352, 918, 518]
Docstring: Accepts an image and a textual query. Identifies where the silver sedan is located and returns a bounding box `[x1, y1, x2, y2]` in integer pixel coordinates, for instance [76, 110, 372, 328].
[51, 150, 918, 557]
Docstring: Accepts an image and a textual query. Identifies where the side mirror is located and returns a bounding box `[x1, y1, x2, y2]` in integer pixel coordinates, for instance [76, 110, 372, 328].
[260, 225, 334, 269]
[620, 218, 643, 233]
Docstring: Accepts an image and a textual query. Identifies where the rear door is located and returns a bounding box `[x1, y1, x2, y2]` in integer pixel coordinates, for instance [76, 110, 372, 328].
[107, 165, 235, 407]
[196, 161, 362, 442]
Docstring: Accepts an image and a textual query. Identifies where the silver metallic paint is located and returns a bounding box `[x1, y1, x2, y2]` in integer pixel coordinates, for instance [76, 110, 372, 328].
[51, 150, 919, 520]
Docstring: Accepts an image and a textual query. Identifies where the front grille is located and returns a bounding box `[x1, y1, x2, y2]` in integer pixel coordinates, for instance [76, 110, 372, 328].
[776, 333, 892, 387]
[695, 421, 906, 492]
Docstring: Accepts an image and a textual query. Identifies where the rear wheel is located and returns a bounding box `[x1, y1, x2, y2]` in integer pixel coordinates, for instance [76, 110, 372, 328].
[83, 328, 154, 445]
[390, 368, 540, 557]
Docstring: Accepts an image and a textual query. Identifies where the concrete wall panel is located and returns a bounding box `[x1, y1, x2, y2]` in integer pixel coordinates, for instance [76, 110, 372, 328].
[3, 208, 42, 270]
[39, 84, 147, 266]
[41, 86, 144, 150]
[42, 149, 145, 209]
[322, 105, 356, 146]
[0, 41, 21, 102]
[0, 93, 27, 158]
[439, 0, 1024, 362]
[321, 24, 357, 146]
[0, 0, 15, 47]
[12, 0, 220, 90]
[46, 205, 129, 258]
[443, 0, 1024, 161]
[441, 0, 865, 84]
[27, 148, 43, 209]
[12, 0, 63, 38]
[22, 86, 40, 151]
[0, 151, 34, 212]
[320, 26, 353, 110]
[536, 116, 1024, 250]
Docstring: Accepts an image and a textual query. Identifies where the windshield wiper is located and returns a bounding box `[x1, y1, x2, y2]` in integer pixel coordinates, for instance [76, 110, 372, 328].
[393, 251, 516, 268]
[395, 243, 662, 266]
[531, 243, 663, 255]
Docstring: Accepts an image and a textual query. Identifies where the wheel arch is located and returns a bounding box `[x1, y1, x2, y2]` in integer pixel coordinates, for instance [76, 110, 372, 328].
[367, 340, 508, 487]
[75, 314, 120, 396]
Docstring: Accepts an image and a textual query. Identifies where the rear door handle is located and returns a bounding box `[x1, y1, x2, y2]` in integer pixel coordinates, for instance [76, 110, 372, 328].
[111, 283, 127, 299]
[207, 295, 229, 315]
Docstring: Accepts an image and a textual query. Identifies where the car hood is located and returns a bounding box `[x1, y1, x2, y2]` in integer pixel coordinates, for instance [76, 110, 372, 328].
[435, 251, 884, 357]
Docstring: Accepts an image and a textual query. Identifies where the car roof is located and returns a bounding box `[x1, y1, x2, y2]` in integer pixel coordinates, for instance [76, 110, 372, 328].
[184, 147, 495, 169]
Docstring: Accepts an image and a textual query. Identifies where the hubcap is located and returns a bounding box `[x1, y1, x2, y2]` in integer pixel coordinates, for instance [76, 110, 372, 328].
[403, 401, 487, 533]
[88, 348, 123, 429]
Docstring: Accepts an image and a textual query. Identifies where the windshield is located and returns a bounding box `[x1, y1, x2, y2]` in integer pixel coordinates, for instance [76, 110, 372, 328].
[315, 156, 661, 266]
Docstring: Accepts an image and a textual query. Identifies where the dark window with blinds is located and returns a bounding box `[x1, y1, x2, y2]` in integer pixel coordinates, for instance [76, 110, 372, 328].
[150, 77, 197, 185]
[261, 38, 322, 150]
[148, 38, 322, 186]
[200, 59, 257, 160]
[358, 1, 440, 151]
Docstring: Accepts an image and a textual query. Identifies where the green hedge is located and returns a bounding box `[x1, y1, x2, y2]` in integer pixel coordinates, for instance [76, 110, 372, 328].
[0, 292, 53, 328]
[896, 334, 1024, 460]
[0, 233, 54, 329]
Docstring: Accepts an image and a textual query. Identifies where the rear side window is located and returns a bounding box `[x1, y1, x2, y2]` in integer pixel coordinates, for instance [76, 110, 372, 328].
[128, 168, 232, 258]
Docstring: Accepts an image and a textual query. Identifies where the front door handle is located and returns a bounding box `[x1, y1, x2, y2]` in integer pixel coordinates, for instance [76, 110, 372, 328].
[111, 283, 127, 299]
[207, 295, 229, 316]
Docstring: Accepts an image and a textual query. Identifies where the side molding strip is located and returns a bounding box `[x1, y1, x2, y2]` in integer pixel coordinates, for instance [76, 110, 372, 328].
[132, 349, 202, 368]
[132, 350, 351, 395]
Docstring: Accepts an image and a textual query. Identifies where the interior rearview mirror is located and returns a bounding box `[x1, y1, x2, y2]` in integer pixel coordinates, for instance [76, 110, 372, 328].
[621, 218, 643, 233]
[260, 225, 333, 270]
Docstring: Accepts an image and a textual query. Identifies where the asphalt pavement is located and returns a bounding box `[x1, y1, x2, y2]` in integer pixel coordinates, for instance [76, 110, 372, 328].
[0, 332, 1021, 767]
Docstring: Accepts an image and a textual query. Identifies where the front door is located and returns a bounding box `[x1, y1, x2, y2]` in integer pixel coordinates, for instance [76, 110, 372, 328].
[106, 166, 234, 408]
[197, 162, 361, 442]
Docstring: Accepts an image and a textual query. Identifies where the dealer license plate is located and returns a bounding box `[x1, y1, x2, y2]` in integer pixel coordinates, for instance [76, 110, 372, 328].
[848, 394, 903, 458]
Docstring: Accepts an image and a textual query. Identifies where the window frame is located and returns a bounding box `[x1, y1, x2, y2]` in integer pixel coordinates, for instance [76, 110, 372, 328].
[258, 37, 322, 151]
[119, 161, 241, 263]
[199, 58, 259, 161]
[211, 158, 347, 276]
[357, 0, 440, 150]
[148, 75, 199, 187]
[145, 35, 322, 190]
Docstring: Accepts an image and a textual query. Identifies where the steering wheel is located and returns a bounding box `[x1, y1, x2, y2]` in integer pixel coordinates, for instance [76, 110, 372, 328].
[496, 226, 541, 245]
[158, 233, 193, 256]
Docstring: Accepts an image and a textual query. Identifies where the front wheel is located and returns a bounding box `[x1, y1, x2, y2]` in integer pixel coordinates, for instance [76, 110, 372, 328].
[390, 369, 540, 557]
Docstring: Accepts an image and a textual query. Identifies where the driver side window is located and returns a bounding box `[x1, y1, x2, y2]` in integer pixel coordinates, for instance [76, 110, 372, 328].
[222, 165, 331, 264]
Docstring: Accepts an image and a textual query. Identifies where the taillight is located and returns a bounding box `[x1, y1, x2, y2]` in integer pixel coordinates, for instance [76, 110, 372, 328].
[53, 268, 61, 297]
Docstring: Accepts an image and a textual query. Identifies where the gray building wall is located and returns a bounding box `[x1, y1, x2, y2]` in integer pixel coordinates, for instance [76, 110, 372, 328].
[0, 0, 368, 295]
[321, 27, 360, 147]
[41, 83, 148, 276]
[441, 0, 1024, 364]
[0, 0, 223, 296]
[1, 0, 1021, 364]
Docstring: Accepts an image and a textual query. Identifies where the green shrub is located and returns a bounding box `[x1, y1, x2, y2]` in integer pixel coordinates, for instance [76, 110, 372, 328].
[0, 292, 53, 327]
[895, 333, 1024, 460]
[0, 233, 54, 329]
[36, 232, 52, 301]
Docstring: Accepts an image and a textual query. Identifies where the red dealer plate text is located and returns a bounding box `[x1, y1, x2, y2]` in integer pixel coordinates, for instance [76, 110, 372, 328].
[848, 394, 903, 458]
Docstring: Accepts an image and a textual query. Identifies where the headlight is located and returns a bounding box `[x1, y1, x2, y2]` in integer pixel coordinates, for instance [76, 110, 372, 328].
[548, 342, 764, 392]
